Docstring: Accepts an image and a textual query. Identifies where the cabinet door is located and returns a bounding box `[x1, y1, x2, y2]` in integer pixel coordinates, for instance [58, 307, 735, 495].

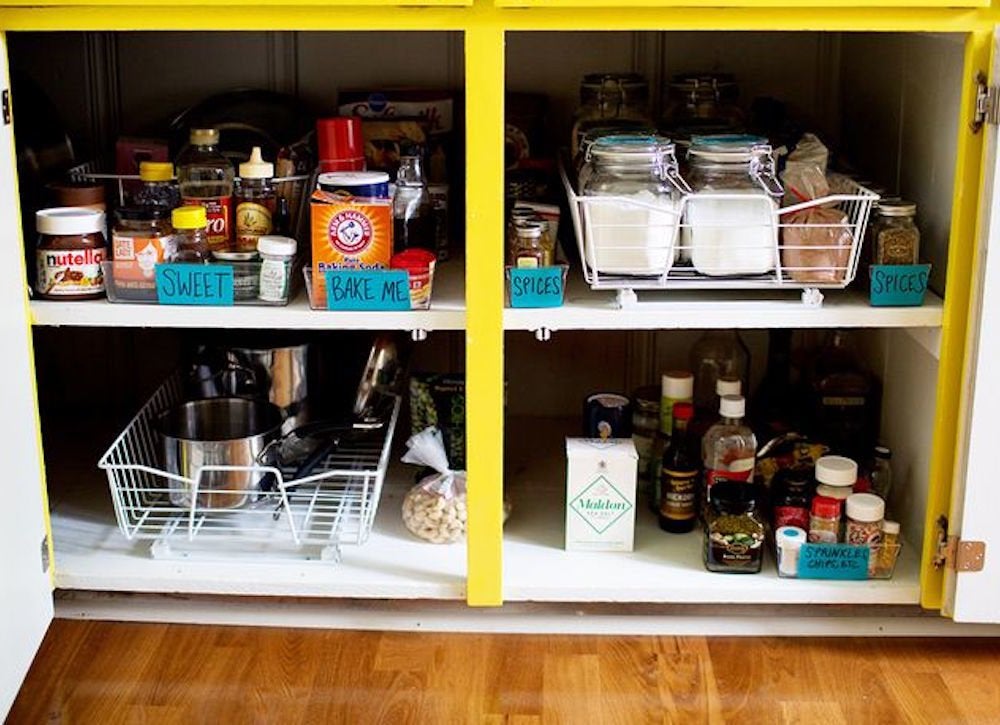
[0, 32, 54, 717]
[495, 0, 986, 7]
[947, 29, 1000, 623]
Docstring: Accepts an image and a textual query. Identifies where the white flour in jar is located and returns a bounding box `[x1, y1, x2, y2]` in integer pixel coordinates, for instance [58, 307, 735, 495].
[682, 192, 778, 276]
[582, 190, 680, 275]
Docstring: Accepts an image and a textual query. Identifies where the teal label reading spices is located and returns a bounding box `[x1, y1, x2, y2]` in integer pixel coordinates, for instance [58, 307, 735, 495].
[797, 543, 870, 580]
[155, 264, 234, 306]
[325, 269, 410, 311]
[870, 264, 931, 307]
[509, 267, 565, 308]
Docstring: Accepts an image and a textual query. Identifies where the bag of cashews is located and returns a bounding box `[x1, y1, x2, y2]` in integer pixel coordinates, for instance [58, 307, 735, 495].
[401, 427, 468, 544]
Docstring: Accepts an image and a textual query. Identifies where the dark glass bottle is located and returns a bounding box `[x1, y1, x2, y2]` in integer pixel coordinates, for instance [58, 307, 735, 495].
[658, 402, 699, 533]
[392, 155, 435, 254]
[752, 328, 797, 442]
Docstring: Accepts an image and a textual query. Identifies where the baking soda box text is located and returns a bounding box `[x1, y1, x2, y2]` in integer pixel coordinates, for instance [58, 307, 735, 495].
[565, 438, 638, 552]
[311, 189, 393, 305]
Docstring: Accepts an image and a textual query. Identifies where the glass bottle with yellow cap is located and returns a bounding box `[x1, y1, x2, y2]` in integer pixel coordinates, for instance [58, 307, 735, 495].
[170, 206, 210, 263]
[176, 128, 235, 252]
[135, 161, 180, 211]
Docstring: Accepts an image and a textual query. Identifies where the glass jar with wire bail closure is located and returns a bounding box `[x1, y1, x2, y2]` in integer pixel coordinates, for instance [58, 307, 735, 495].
[570, 73, 652, 159]
[579, 135, 691, 278]
[680, 135, 784, 276]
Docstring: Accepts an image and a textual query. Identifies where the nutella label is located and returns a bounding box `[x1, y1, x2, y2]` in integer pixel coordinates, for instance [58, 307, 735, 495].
[37, 247, 106, 296]
[235, 201, 273, 251]
[183, 196, 231, 251]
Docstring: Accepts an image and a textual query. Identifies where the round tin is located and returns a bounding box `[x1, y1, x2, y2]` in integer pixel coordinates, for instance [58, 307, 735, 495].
[317, 171, 391, 199]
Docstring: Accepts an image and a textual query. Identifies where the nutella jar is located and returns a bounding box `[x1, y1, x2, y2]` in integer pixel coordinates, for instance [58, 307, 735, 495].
[35, 207, 107, 300]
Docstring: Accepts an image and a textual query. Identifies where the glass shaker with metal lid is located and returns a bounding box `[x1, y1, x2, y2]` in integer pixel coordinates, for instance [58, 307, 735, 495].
[571, 73, 652, 159]
[681, 135, 784, 275]
[871, 199, 920, 265]
[580, 135, 690, 275]
[661, 73, 744, 140]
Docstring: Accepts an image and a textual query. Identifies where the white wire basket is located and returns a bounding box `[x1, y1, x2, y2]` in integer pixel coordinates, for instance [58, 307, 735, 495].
[97, 374, 400, 563]
[561, 162, 878, 307]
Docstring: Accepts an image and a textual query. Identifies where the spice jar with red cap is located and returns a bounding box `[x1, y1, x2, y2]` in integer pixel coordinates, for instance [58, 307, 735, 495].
[808, 495, 842, 543]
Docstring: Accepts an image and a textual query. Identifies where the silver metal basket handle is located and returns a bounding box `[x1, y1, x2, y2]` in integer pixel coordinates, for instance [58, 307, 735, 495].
[749, 144, 784, 198]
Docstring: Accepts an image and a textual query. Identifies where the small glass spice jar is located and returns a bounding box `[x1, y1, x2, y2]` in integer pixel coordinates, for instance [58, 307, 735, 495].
[808, 495, 842, 543]
[845, 492, 885, 546]
[704, 481, 766, 574]
[772, 466, 813, 531]
[212, 250, 259, 302]
[631, 385, 660, 484]
[872, 200, 920, 265]
[510, 220, 550, 268]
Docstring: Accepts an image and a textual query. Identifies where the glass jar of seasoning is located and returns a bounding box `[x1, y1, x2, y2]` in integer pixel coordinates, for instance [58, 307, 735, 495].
[704, 481, 765, 574]
[814, 455, 858, 490]
[511, 220, 549, 268]
[257, 235, 297, 303]
[872, 200, 920, 265]
[681, 135, 783, 273]
[845, 492, 885, 546]
[35, 207, 107, 300]
[212, 250, 259, 301]
[631, 386, 660, 484]
[135, 161, 180, 211]
[808, 495, 842, 543]
[661, 73, 744, 141]
[771, 466, 813, 531]
[875, 519, 901, 576]
[571, 73, 652, 158]
[170, 206, 210, 263]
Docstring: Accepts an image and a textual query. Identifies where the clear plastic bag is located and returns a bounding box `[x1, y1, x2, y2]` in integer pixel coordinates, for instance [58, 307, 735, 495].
[781, 164, 852, 283]
[401, 427, 468, 544]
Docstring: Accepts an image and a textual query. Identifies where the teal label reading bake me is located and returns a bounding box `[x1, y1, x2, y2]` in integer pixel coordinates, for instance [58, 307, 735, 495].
[325, 269, 410, 311]
[155, 264, 234, 306]
[797, 543, 870, 580]
[509, 267, 565, 308]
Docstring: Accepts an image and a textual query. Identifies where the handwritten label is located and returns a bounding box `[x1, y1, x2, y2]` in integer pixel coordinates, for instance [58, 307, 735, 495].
[797, 543, 870, 580]
[509, 267, 565, 308]
[870, 264, 931, 307]
[325, 269, 411, 311]
[155, 264, 234, 306]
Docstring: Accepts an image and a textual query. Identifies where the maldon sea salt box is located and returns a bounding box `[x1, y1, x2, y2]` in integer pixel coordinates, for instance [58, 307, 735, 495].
[565, 438, 638, 552]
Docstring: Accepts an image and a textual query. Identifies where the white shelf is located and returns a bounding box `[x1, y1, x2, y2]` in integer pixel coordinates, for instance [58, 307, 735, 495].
[50, 463, 467, 599]
[30, 260, 466, 331]
[503, 417, 921, 605]
[504, 273, 944, 332]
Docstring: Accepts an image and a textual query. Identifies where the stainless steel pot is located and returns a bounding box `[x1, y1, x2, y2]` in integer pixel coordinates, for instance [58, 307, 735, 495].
[228, 344, 310, 433]
[158, 398, 285, 510]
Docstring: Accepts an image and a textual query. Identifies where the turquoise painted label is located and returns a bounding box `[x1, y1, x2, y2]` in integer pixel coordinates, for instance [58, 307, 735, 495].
[797, 543, 870, 580]
[509, 267, 565, 308]
[155, 264, 234, 306]
[870, 264, 931, 307]
[325, 269, 410, 311]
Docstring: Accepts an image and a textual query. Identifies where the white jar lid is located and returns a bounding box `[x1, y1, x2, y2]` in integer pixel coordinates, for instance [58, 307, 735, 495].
[815, 455, 858, 487]
[716, 376, 741, 396]
[661, 371, 693, 399]
[257, 235, 297, 257]
[816, 483, 851, 501]
[776, 525, 806, 549]
[719, 394, 745, 418]
[882, 520, 901, 535]
[36, 207, 105, 235]
[318, 171, 390, 187]
[846, 493, 885, 522]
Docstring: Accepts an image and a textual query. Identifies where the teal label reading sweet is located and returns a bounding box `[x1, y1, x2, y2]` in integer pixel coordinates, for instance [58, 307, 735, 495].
[870, 264, 931, 307]
[509, 267, 564, 308]
[797, 543, 870, 580]
[155, 264, 234, 306]
[325, 269, 410, 311]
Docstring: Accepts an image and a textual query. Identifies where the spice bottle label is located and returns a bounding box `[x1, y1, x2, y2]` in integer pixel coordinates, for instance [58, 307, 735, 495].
[659, 468, 697, 522]
[183, 196, 232, 251]
[258, 258, 289, 302]
[36, 247, 106, 296]
[235, 201, 274, 252]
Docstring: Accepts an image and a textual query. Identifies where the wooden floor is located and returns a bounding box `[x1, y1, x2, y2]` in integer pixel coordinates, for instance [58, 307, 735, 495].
[9, 620, 1000, 724]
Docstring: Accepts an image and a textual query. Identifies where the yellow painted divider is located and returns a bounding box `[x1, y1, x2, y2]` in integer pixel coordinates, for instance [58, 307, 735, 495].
[497, 0, 985, 6]
[465, 21, 505, 606]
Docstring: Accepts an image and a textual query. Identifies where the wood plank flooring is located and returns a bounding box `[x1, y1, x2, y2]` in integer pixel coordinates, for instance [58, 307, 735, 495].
[9, 619, 1000, 724]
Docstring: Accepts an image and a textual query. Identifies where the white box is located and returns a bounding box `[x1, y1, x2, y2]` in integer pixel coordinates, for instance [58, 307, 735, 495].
[565, 438, 638, 552]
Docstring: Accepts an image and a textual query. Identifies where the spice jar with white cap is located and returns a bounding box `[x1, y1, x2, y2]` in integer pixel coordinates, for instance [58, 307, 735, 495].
[257, 235, 297, 303]
[845, 492, 885, 546]
[813, 455, 858, 490]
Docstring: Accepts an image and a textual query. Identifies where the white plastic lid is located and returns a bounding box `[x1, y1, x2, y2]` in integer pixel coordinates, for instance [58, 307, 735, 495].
[719, 394, 745, 418]
[239, 146, 274, 179]
[882, 520, 901, 535]
[815, 455, 858, 487]
[257, 235, 297, 257]
[776, 525, 806, 549]
[318, 171, 390, 187]
[846, 493, 885, 522]
[816, 483, 851, 501]
[661, 371, 693, 399]
[36, 207, 105, 235]
[716, 376, 741, 396]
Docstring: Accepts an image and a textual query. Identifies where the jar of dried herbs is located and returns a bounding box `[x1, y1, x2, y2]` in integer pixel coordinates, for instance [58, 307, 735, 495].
[872, 200, 920, 265]
[704, 481, 765, 574]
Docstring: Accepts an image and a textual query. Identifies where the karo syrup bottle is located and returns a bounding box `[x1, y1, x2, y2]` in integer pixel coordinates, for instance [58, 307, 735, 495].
[176, 128, 235, 252]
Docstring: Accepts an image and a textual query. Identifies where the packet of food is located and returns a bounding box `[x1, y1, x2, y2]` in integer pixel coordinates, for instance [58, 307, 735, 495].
[401, 427, 468, 544]
[780, 164, 853, 283]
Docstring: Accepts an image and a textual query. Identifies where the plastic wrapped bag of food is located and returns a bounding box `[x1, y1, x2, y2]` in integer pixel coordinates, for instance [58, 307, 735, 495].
[781, 164, 853, 283]
[401, 427, 467, 544]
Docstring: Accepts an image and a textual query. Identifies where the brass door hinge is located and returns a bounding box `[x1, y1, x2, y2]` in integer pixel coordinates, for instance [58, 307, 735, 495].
[973, 72, 1000, 133]
[934, 517, 986, 572]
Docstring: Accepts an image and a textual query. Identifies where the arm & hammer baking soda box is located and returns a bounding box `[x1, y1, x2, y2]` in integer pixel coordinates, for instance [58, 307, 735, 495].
[565, 438, 638, 552]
